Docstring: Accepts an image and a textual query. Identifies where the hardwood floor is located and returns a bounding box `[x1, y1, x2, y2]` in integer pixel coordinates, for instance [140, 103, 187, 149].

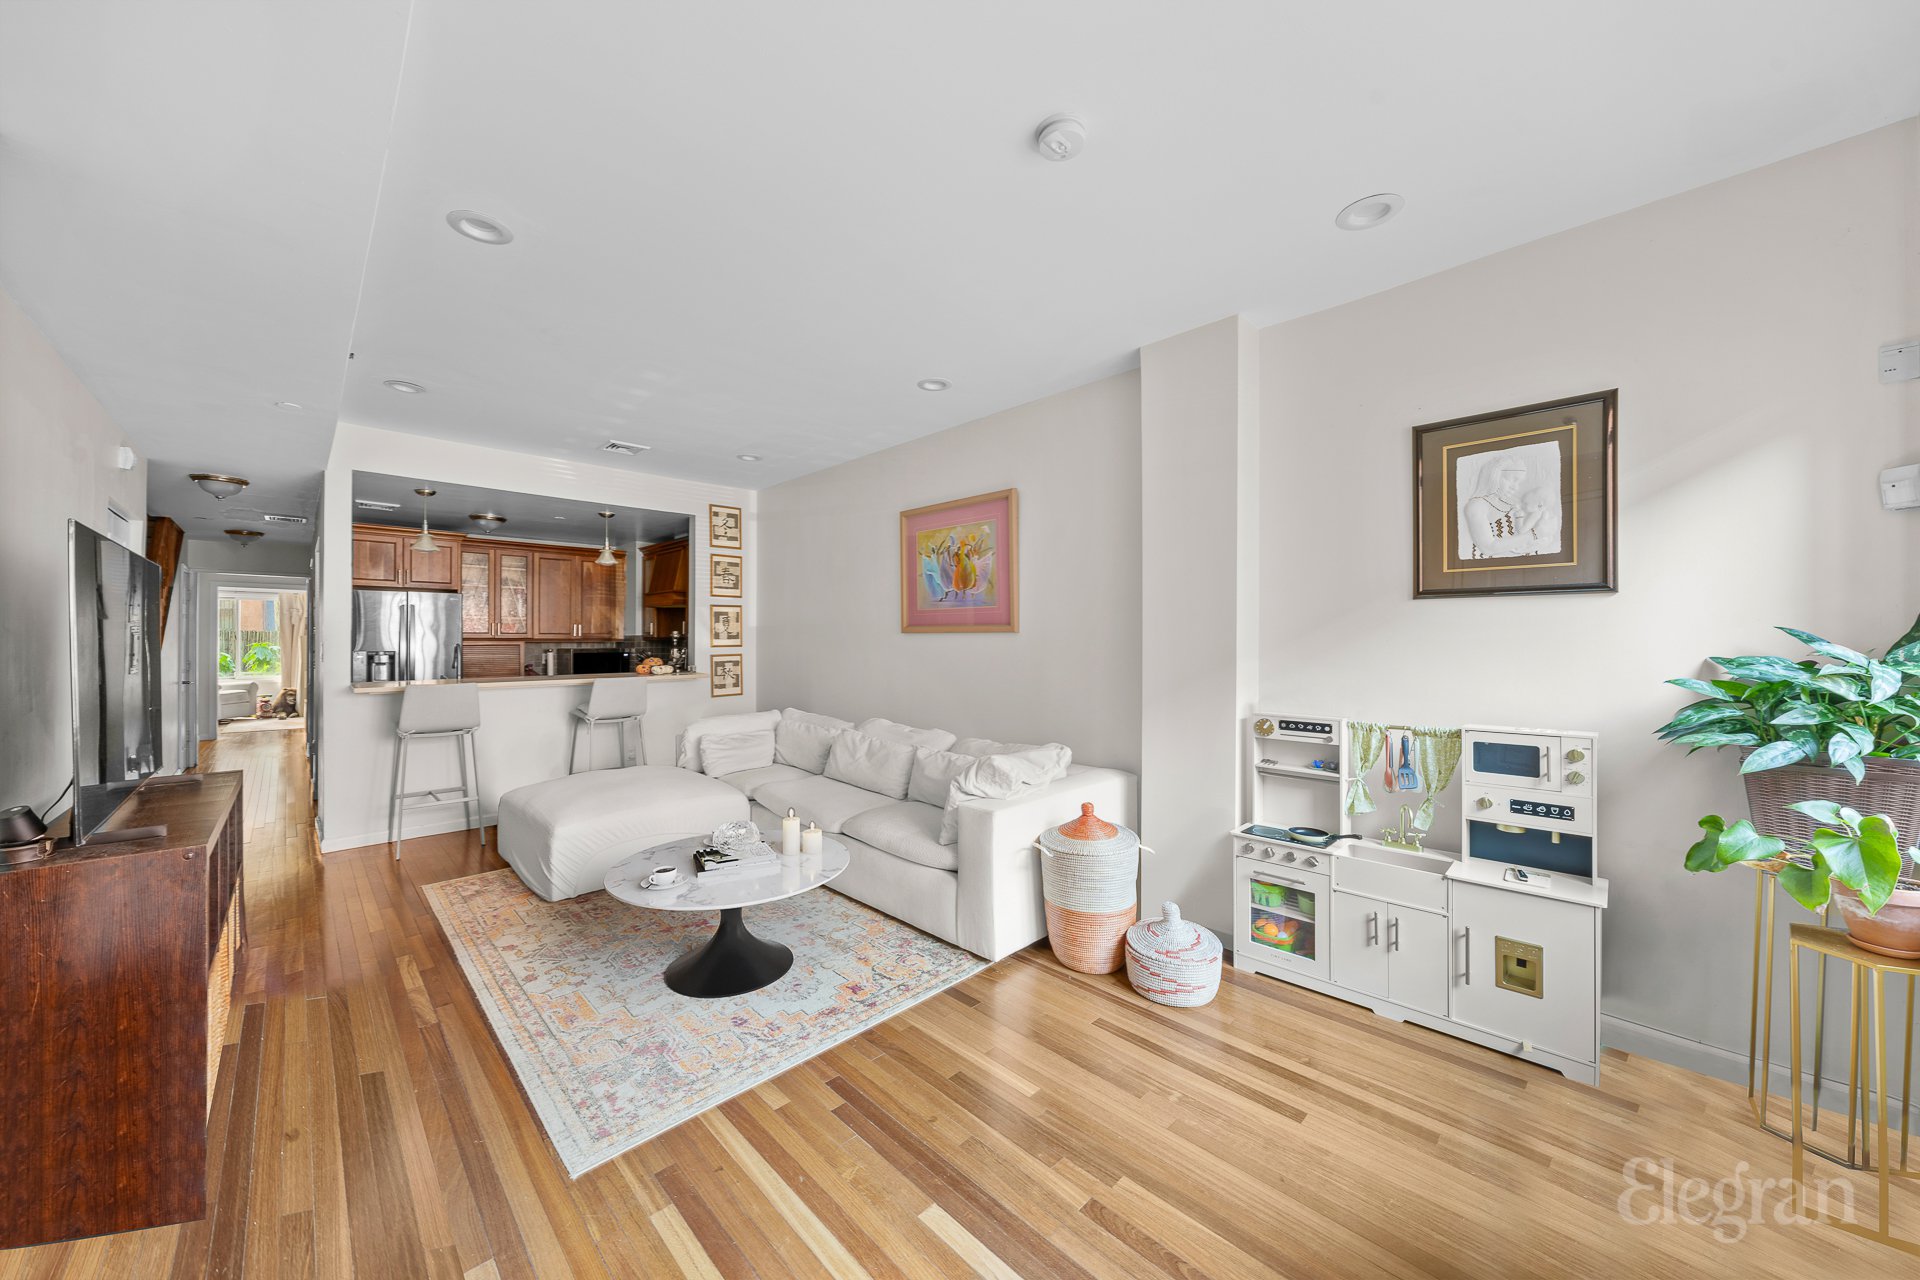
[2, 728, 1914, 1278]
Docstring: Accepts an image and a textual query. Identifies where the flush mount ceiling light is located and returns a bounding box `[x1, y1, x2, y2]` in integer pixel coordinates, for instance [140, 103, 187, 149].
[1334, 193, 1405, 231]
[383, 379, 426, 394]
[189, 472, 250, 500]
[916, 378, 950, 392]
[412, 487, 439, 552]
[273, 401, 303, 411]
[602, 440, 650, 456]
[468, 512, 507, 533]
[736, 453, 762, 462]
[1033, 113, 1087, 162]
[446, 210, 514, 245]
[595, 510, 618, 566]
[224, 529, 263, 547]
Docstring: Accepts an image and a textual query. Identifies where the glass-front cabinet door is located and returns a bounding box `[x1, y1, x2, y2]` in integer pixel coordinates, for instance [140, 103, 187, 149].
[461, 549, 493, 636]
[495, 551, 531, 637]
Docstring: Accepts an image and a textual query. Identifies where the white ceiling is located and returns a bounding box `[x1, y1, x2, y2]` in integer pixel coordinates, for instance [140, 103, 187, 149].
[4, 1, 1919, 536]
[350, 471, 690, 546]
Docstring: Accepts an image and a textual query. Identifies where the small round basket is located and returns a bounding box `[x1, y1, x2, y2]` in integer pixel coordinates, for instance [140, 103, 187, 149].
[1125, 902, 1222, 1007]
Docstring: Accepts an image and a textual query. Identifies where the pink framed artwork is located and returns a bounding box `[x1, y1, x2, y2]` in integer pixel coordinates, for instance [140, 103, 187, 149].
[899, 488, 1019, 633]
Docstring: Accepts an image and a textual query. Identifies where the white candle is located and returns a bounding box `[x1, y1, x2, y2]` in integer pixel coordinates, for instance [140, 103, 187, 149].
[800, 822, 823, 856]
[782, 808, 801, 857]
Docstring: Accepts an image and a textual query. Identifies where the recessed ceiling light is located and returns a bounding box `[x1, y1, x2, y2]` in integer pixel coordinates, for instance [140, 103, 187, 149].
[446, 210, 514, 245]
[273, 401, 303, 411]
[1334, 193, 1405, 231]
[383, 379, 426, 394]
[553, 515, 568, 520]
[917, 379, 950, 392]
[736, 454, 762, 462]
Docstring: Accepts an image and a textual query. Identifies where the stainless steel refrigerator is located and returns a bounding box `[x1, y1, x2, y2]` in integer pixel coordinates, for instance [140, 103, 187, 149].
[351, 589, 463, 682]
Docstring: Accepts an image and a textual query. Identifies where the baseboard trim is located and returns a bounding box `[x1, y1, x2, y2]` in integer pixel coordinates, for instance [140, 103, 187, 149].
[320, 812, 497, 856]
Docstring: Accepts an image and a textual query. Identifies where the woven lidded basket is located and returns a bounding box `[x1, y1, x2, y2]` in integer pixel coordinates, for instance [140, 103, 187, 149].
[1038, 803, 1141, 974]
[1125, 902, 1222, 1007]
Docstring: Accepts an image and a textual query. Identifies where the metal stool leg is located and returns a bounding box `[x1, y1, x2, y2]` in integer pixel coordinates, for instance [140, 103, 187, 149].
[617, 718, 628, 767]
[588, 716, 598, 772]
[569, 719, 580, 775]
[471, 730, 485, 850]
[393, 733, 411, 860]
[389, 730, 404, 849]
[456, 729, 474, 847]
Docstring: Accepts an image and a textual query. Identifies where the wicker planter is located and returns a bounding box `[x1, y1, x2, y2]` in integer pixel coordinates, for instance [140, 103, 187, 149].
[1742, 753, 1920, 853]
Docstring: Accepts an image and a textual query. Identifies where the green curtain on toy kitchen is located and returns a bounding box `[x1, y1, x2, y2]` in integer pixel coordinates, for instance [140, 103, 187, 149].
[1346, 723, 1387, 816]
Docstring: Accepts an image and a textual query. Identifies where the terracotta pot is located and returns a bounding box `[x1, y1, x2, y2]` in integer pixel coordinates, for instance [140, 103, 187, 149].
[1831, 882, 1920, 959]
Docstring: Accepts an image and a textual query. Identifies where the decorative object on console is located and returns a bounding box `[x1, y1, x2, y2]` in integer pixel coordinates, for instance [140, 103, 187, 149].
[708, 503, 742, 551]
[711, 653, 743, 697]
[711, 819, 761, 854]
[899, 488, 1019, 633]
[710, 553, 743, 597]
[1125, 902, 1221, 1007]
[1411, 389, 1617, 598]
[0, 803, 51, 865]
[1037, 802, 1143, 974]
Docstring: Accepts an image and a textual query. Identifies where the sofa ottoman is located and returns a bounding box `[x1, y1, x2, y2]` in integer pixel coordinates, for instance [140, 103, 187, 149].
[495, 764, 748, 901]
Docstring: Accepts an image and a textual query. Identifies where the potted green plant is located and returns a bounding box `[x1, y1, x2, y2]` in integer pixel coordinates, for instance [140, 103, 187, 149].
[1662, 624, 1920, 957]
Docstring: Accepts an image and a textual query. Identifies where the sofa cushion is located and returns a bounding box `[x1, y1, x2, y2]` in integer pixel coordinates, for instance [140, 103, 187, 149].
[824, 729, 915, 800]
[784, 707, 854, 731]
[855, 717, 957, 752]
[713, 762, 810, 801]
[908, 745, 978, 807]
[755, 773, 897, 834]
[940, 744, 1075, 844]
[678, 709, 782, 772]
[774, 717, 837, 773]
[700, 729, 775, 777]
[496, 765, 748, 901]
[842, 800, 958, 872]
[951, 735, 1043, 757]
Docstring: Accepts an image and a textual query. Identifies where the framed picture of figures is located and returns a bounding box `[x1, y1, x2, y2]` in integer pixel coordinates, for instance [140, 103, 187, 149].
[710, 553, 743, 598]
[709, 602, 743, 648]
[1411, 390, 1617, 599]
[899, 488, 1019, 633]
[708, 503, 742, 551]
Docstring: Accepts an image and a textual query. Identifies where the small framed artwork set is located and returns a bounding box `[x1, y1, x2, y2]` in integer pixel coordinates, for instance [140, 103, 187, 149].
[707, 504, 745, 696]
[1411, 390, 1617, 599]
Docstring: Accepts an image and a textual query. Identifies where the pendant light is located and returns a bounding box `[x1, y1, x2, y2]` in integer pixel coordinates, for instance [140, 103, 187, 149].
[190, 473, 250, 500]
[412, 488, 439, 552]
[595, 510, 618, 566]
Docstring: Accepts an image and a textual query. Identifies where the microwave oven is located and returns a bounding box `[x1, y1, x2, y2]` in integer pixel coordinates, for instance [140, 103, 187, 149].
[1460, 727, 1595, 798]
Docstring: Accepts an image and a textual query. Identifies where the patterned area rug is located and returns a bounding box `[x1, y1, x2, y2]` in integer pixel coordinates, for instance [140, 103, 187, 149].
[424, 868, 987, 1177]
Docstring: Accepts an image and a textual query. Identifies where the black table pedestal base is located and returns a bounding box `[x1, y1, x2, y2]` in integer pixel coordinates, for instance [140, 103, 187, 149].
[664, 906, 793, 998]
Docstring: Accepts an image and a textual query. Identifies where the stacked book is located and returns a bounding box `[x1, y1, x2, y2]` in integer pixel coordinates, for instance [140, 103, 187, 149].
[694, 842, 778, 882]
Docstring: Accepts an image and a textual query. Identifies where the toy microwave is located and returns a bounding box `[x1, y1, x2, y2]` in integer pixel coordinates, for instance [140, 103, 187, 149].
[1460, 727, 1594, 799]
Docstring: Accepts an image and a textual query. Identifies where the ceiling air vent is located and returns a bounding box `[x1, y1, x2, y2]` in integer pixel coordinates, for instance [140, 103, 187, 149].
[261, 513, 309, 525]
[602, 440, 651, 456]
[354, 499, 402, 512]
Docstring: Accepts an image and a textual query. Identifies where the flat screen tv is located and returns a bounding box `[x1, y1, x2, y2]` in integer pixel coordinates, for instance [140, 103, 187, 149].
[68, 519, 163, 843]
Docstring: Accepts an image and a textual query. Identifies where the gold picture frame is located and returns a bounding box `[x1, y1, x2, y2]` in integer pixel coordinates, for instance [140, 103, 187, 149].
[710, 553, 743, 598]
[899, 488, 1019, 633]
[708, 503, 742, 551]
[709, 602, 743, 648]
[710, 653, 743, 698]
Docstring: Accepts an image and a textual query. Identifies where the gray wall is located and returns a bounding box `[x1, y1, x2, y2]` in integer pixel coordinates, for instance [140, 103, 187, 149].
[1257, 118, 1920, 1072]
[758, 372, 1143, 772]
[0, 283, 148, 815]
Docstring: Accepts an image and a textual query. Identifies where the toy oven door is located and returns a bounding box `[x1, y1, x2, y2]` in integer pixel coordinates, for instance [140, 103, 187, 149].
[1461, 731, 1562, 794]
[1236, 860, 1330, 982]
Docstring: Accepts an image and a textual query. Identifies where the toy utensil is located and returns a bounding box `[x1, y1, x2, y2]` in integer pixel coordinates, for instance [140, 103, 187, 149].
[1396, 732, 1419, 791]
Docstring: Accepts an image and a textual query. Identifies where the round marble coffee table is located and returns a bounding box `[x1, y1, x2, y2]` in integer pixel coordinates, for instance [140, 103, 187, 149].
[604, 834, 850, 998]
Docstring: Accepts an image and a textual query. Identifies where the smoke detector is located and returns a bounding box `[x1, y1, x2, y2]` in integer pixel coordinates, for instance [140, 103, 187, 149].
[1033, 113, 1087, 162]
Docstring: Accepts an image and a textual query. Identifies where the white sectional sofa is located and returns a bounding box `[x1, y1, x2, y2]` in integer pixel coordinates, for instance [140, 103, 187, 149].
[687, 709, 1136, 962]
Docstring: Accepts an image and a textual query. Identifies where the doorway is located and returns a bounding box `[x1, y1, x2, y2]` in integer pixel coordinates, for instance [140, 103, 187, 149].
[214, 584, 310, 734]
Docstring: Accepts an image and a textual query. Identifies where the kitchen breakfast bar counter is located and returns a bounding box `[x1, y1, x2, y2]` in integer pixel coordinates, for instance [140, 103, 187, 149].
[347, 670, 705, 694]
[319, 669, 735, 853]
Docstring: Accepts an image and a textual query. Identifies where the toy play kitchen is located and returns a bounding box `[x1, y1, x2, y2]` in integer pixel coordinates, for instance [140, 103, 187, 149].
[1233, 714, 1606, 1085]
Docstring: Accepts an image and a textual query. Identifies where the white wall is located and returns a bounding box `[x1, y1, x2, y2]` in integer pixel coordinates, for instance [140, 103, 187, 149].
[317, 423, 757, 851]
[1258, 119, 1920, 1072]
[186, 535, 312, 577]
[757, 372, 1142, 772]
[0, 283, 148, 814]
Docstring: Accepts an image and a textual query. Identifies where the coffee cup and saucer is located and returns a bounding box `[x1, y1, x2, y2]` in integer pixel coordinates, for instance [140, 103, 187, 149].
[645, 865, 682, 890]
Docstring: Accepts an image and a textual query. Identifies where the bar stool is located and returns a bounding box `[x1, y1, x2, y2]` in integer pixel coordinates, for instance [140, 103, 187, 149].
[390, 683, 484, 860]
[570, 679, 649, 774]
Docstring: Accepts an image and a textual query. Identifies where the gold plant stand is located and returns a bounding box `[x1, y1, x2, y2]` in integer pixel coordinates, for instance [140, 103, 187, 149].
[1788, 924, 1919, 1253]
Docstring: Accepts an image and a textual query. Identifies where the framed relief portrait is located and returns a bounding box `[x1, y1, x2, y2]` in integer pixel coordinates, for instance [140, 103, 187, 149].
[709, 602, 743, 647]
[708, 504, 742, 551]
[1412, 390, 1617, 598]
[899, 488, 1018, 633]
[710, 553, 743, 598]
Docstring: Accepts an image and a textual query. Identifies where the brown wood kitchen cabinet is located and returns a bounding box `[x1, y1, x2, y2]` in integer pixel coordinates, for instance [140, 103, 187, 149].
[641, 537, 689, 607]
[530, 548, 625, 640]
[351, 523, 462, 590]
